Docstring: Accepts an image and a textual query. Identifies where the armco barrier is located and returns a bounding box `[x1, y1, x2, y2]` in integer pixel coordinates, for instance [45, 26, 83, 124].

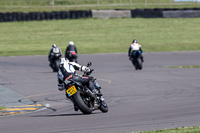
[0, 8, 200, 22]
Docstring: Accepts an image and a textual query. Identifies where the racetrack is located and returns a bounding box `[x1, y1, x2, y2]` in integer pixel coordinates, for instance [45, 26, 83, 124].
[0, 51, 200, 133]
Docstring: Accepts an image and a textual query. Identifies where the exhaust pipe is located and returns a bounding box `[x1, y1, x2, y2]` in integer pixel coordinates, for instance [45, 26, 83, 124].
[84, 88, 95, 100]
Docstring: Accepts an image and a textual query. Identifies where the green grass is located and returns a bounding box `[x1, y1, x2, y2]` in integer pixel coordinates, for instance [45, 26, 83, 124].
[0, 0, 200, 12]
[133, 126, 200, 133]
[0, 106, 6, 111]
[164, 65, 200, 68]
[0, 18, 200, 56]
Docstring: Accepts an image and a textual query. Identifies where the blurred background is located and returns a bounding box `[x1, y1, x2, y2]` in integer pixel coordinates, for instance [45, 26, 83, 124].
[1, 0, 200, 12]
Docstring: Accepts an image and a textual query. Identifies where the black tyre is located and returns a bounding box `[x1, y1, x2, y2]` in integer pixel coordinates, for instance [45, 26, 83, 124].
[71, 59, 77, 63]
[136, 58, 142, 70]
[132, 60, 138, 70]
[52, 60, 59, 72]
[99, 101, 108, 113]
[72, 90, 93, 114]
[55, 60, 60, 71]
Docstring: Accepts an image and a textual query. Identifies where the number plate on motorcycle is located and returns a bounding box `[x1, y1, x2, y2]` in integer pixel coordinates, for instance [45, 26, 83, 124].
[66, 85, 77, 96]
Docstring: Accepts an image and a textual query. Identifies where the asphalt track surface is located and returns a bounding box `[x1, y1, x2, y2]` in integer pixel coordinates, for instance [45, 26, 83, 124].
[0, 51, 200, 133]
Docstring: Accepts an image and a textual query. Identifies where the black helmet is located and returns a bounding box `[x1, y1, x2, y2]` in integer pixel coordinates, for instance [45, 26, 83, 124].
[132, 39, 138, 43]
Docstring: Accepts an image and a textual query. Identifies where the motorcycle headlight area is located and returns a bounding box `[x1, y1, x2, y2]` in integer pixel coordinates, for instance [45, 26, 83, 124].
[95, 82, 100, 88]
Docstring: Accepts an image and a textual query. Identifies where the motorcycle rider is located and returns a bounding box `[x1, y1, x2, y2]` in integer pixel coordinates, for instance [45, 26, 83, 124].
[57, 57, 96, 111]
[65, 41, 78, 62]
[128, 39, 144, 62]
[48, 44, 62, 70]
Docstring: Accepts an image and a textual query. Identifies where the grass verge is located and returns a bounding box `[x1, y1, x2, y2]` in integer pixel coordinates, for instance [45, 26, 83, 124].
[1, 0, 200, 12]
[0, 107, 6, 111]
[134, 126, 200, 133]
[165, 65, 200, 68]
[0, 18, 200, 56]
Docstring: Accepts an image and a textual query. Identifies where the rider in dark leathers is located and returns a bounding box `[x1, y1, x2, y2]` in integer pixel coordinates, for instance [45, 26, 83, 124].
[65, 41, 78, 62]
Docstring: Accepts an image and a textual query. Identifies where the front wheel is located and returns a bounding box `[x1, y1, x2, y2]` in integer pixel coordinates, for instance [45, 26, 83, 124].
[99, 101, 108, 113]
[136, 58, 142, 70]
[131, 59, 138, 70]
[53, 60, 60, 72]
[72, 90, 93, 114]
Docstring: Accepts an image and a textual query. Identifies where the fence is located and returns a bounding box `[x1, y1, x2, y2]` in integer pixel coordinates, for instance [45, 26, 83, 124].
[0, 0, 200, 10]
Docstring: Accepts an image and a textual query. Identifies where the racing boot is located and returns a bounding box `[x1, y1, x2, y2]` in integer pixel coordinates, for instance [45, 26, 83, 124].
[71, 99, 79, 111]
[74, 105, 79, 111]
[58, 83, 64, 91]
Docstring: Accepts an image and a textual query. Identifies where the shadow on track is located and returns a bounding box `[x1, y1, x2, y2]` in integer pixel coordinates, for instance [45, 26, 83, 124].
[31, 112, 101, 117]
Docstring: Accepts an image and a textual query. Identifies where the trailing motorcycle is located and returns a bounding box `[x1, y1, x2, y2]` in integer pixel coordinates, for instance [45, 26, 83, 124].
[64, 62, 108, 114]
[66, 51, 77, 63]
[49, 53, 62, 72]
[130, 50, 143, 70]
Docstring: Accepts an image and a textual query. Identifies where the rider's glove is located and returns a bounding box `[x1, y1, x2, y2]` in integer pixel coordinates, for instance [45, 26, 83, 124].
[89, 69, 94, 73]
[81, 66, 91, 73]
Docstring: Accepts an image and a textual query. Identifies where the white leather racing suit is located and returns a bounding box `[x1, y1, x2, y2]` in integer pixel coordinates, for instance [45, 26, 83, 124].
[128, 43, 144, 62]
[48, 47, 62, 59]
[128, 43, 142, 55]
[57, 58, 92, 91]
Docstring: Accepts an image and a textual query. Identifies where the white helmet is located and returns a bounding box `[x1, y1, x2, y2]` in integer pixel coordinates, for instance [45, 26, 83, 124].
[52, 44, 57, 48]
[69, 41, 74, 46]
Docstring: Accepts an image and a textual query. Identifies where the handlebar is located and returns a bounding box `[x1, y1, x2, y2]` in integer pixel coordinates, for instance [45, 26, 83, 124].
[83, 69, 94, 77]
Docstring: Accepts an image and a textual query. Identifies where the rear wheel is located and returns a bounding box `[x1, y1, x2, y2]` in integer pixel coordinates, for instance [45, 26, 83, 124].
[69, 57, 77, 63]
[72, 90, 93, 114]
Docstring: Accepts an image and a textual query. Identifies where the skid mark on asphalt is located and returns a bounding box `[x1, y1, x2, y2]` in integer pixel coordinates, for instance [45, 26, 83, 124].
[0, 104, 42, 116]
[25, 91, 57, 98]
[96, 77, 112, 84]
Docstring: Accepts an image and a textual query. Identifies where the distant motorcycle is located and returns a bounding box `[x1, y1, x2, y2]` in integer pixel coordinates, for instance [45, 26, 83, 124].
[49, 53, 61, 72]
[130, 50, 143, 70]
[64, 62, 108, 114]
[66, 51, 77, 63]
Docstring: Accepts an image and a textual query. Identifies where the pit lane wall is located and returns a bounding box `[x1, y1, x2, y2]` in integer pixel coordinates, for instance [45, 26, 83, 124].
[1, 8, 200, 22]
